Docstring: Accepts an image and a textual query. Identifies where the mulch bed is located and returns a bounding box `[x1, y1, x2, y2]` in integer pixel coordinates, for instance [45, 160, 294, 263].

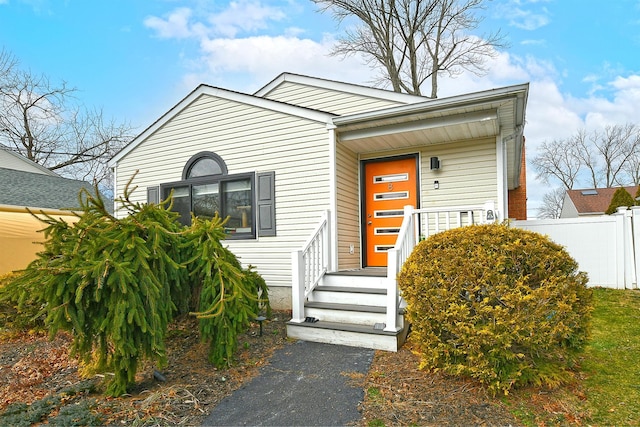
[0, 313, 549, 426]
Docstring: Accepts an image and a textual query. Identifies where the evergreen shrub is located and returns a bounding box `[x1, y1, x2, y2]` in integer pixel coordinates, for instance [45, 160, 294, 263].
[398, 223, 593, 395]
[3, 179, 270, 396]
[605, 187, 636, 214]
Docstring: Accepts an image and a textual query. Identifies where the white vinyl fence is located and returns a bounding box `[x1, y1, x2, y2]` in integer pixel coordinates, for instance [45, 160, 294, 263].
[512, 206, 640, 289]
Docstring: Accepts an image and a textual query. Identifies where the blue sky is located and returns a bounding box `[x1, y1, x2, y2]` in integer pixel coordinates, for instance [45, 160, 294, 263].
[1, 0, 640, 216]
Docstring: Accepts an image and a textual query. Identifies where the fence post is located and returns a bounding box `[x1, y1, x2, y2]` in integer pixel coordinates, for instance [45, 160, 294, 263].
[631, 206, 640, 289]
[614, 208, 627, 289]
[291, 250, 305, 323]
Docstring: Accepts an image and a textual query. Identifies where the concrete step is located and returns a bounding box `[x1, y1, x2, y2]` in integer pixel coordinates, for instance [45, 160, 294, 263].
[321, 273, 388, 289]
[307, 285, 387, 306]
[303, 301, 388, 326]
[286, 320, 407, 352]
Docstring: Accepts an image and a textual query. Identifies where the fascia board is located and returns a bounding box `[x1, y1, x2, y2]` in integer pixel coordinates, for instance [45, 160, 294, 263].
[339, 110, 498, 141]
[333, 83, 530, 127]
[109, 84, 335, 167]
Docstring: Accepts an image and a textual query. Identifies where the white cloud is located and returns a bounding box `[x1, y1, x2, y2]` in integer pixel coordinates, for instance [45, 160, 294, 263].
[508, 7, 550, 30]
[191, 34, 375, 92]
[207, 0, 286, 38]
[145, 1, 289, 40]
[144, 7, 196, 39]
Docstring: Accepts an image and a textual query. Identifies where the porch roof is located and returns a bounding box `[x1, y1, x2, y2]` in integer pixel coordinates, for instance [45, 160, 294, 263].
[332, 83, 529, 190]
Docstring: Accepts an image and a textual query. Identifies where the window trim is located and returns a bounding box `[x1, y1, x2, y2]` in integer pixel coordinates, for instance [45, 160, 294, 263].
[182, 151, 228, 180]
[161, 171, 256, 239]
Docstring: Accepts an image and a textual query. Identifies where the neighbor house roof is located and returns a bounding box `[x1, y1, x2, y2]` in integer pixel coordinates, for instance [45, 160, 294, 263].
[562, 186, 639, 217]
[0, 167, 93, 210]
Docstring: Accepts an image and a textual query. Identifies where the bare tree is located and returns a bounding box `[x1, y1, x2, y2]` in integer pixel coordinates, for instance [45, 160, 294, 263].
[533, 124, 640, 219]
[533, 124, 640, 191]
[531, 137, 582, 190]
[623, 149, 640, 186]
[583, 124, 640, 188]
[315, 0, 506, 97]
[536, 187, 565, 219]
[0, 52, 134, 190]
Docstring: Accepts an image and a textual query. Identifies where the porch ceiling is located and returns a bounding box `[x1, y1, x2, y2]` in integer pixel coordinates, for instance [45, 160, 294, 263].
[336, 109, 500, 153]
[333, 83, 528, 190]
[334, 98, 514, 154]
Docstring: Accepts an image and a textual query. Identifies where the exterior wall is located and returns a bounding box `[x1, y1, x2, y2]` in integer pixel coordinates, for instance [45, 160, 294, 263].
[560, 194, 579, 218]
[345, 138, 498, 265]
[417, 138, 498, 209]
[507, 145, 527, 220]
[262, 81, 406, 116]
[0, 149, 56, 175]
[335, 143, 361, 270]
[114, 93, 332, 309]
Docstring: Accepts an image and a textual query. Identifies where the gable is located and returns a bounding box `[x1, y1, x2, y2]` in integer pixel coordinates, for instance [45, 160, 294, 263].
[109, 84, 335, 168]
[0, 147, 58, 176]
[255, 73, 427, 116]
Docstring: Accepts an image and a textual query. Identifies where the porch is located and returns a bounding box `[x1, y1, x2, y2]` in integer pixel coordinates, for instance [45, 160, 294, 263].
[287, 203, 497, 351]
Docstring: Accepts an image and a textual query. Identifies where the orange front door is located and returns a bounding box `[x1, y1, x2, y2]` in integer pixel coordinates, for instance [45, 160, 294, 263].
[363, 156, 418, 267]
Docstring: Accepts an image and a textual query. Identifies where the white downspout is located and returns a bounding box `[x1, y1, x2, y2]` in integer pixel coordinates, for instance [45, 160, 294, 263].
[496, 132, 507, 220]
[112, 166, 118, 217]
[327, 124, 338, 272]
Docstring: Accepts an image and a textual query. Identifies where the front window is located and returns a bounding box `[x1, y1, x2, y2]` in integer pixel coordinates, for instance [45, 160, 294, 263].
[161, 152, 255, 239]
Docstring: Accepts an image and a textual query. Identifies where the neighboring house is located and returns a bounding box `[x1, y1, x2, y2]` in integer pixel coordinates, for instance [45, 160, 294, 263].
[0, 167, 93, 210]
[0, 144, 59, 176]
[108, 73, 529, 350]
[0, 151, 93, 275]
[561, 186, 639, 218]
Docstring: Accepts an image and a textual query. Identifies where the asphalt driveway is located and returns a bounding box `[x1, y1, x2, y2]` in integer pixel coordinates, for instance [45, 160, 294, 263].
[202, 340, 374, 426]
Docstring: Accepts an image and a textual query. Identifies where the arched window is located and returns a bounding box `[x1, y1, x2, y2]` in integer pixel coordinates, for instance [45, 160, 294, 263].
[158, 152, 275, 239]
[182, 151, 228, 180]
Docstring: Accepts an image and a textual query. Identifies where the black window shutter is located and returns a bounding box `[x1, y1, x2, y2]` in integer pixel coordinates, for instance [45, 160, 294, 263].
[256, 172, 276, 237]
[147, 186, 160, 204]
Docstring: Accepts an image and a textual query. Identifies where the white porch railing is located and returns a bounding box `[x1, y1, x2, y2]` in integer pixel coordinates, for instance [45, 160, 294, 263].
[291, 202, 496, 329]
[385, 202, 496, 332]
[291, 210, 330, 323]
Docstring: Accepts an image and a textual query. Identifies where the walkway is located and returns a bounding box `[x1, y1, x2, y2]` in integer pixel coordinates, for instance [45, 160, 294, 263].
[202, 341, 374, 426]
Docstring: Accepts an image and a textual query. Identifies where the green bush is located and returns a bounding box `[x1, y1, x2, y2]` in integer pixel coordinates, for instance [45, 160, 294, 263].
[0, 272, 46, 331]
[4, 178, 270, 396]
[605, 187, 636, 214]
[398, 223, 593, 395]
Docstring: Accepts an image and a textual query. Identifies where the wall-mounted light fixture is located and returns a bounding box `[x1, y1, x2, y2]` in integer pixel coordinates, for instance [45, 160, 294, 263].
[430, 156, 440, 170]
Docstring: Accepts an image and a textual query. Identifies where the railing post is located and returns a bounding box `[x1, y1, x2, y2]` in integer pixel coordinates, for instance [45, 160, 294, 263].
[291, 250, 305, 323]
[385, 252, 399, 332]
[323, 209, 331, 272]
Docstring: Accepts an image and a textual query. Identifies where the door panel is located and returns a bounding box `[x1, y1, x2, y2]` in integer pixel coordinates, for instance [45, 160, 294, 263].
[363, 156, 418, 267]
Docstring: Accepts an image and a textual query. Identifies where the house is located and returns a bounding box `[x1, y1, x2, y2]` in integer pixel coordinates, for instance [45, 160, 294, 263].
[0, 147, 93, 274]
[108, 73, 529, 351]
[561, 186, 639, 218]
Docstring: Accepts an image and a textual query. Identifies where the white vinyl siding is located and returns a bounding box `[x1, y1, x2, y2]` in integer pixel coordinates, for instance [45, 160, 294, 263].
[114, 93, 332, 292]
[419, 138, 498, 208]
[263, 81, 406, 116]
[359, 137, 498, 211]
[0, 149, 55, 175]
[335, 143, 361, 270]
